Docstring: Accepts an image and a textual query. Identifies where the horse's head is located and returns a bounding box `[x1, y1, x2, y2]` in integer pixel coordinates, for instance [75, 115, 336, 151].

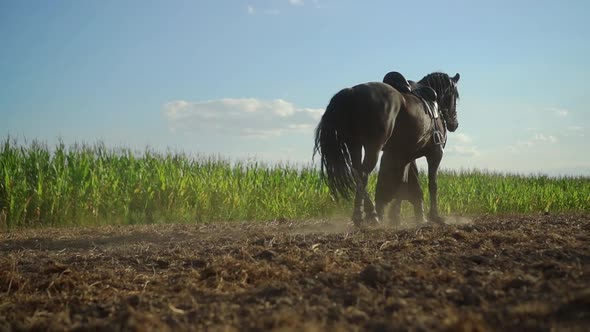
[420, 72, 460, 132]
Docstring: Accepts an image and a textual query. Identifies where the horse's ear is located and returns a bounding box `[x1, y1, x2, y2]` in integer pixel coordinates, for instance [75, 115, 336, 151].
[452, 73, 460, 83]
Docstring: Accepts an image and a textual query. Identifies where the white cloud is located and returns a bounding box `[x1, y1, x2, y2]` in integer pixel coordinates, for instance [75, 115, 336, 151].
[300, 108, 323, 120]
[445, 145, 480, 157]
[564, 126, 585, 137]
[550, 108, 569, 117]
[453, 133, 472, 144]
[287, 123, 314, 131]
[248, 0, 316, 15]
[246, 5, 280, 15]
[443, 144, 590, 177]
[516, 140, 534, 148]
[516, 132, 558, 148]
[163, 98, 323, 139]
[242, 128, 284, 138]
[533, 133, 557, 143]
[311, 0, 324, 8]
[264, 8, 280, 15]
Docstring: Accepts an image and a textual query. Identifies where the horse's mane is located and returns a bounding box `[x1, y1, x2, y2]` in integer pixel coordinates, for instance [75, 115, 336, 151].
[418, 72, 459, 100]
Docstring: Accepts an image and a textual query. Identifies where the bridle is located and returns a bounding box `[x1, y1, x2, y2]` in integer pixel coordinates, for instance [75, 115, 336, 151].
[433, 83, 458, 147]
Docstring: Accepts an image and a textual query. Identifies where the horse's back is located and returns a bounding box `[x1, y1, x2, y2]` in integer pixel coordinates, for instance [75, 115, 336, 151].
[345, 82, 402, 147]
[351, 81, 397, 95]
[351, 81, 403, 112]
[330, 81, 401, 115]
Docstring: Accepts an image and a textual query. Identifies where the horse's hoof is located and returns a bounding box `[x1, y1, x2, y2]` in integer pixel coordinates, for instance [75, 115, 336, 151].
[428, 214, 446, 224]
[387, 213, 401, 226]
[352, 212, 364, 225]
[415, 216, 428, 225]
[387, 220, 401, 229]
[364, 215, 380, 226]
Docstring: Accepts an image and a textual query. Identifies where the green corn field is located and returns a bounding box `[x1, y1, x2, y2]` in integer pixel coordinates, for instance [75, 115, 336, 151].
[1, 138, 589, 229]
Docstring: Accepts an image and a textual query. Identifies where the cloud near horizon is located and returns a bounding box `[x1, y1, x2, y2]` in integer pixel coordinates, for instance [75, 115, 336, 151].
[163, 98, 323, 139]
[516, 133, 558, 148]
[452, 133, 472, 144]
[445, 145, 480, 157]
[550, 107, 569, 117]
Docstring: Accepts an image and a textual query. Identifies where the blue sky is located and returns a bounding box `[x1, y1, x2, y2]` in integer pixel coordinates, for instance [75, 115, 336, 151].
[1, 0, 589, 175]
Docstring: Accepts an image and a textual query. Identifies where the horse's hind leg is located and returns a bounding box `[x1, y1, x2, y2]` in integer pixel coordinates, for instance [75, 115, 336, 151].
[361, 145, 380, 224]
[375, 152, 394, 221]
[349, 144, 364, 226]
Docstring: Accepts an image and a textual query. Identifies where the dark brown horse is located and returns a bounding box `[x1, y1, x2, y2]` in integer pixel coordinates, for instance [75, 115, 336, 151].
[313, 72, 460, 226]
[376, 72, 460, 225]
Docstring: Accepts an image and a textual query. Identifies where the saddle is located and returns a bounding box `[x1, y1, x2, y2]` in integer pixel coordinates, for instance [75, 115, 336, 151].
[382, 71, 445, 146]
[382, 71, 438, 119]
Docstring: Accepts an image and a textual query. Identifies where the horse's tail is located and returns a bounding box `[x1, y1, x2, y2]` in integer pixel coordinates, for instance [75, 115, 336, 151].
[313, 88, 357, 200]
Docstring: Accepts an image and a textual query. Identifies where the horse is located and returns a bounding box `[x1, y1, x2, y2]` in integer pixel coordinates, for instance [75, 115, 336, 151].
[375, 72, 460, 224]
[313, 72, 460, 226]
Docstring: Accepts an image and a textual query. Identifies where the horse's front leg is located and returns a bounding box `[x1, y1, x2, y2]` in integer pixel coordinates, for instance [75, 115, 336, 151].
[376, 152, 407, 226]
[426, 148, 444, 223]
[389, 188, 426, 226]
[406, 160, 427, 224]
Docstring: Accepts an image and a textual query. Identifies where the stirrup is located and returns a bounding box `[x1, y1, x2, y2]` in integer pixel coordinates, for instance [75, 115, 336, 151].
[433, 131, 443, 145]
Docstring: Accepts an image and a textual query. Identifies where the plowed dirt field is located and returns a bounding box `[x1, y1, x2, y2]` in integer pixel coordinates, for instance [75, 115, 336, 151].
[1, 214, 589, 331]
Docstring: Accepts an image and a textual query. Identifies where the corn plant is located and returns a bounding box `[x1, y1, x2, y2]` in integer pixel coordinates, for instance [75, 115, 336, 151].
[0, 137, 588, 229]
